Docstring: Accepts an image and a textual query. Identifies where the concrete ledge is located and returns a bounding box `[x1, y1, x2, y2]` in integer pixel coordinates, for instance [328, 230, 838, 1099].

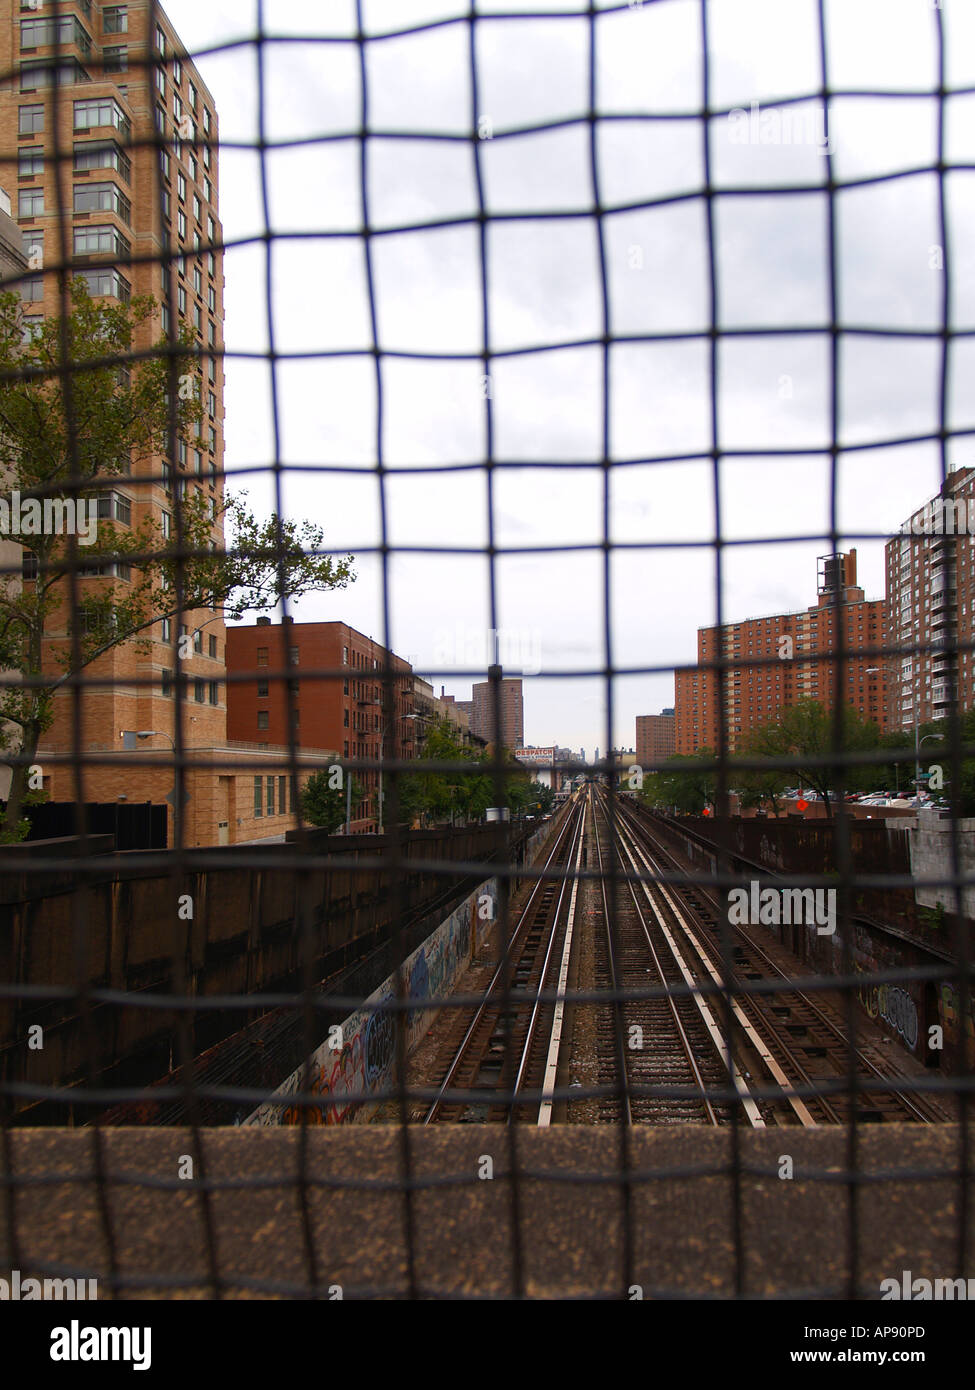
[1, 1126, 972, 1299]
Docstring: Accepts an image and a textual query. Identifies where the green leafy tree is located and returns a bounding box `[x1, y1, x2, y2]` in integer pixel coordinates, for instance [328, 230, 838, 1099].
[638, 749, 716, 814]
[746, 699, 879, 817]
[301, 763, 363, 833]
[734, 755, 790, 817]
[0, 284, 355, 833]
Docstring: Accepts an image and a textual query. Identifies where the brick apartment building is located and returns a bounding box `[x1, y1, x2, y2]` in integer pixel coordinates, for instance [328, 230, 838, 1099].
[0, 2, 324, 846]
[885, 467, 975, 730]
[226, 619, 414, 833]
[471, 675, 524, 750]
[675, 551, 888, 754]
[635, 708, 675, 767]
[0, 185, 27, 801]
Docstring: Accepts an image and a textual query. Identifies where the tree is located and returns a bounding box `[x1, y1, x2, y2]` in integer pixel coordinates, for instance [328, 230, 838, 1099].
[638, 750, 716, 814]
[734, 756, 790, 817]
[746, 699, 879, 817]
[397, 718, 494, 826]
[301, 763, 363, 833]
[0, 284, 355, 832]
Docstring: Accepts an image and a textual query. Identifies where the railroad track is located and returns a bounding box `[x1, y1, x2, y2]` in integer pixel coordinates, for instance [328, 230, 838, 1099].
[611, 793, 951, 1125]
[583, 785, 728, 1125]
[422, 794, 586, 1124]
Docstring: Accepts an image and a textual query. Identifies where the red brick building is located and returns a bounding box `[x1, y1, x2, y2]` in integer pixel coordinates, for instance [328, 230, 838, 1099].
[635, 709, 675, 767]
[675, 551, 888, 754]
[226, 619, 414, 832]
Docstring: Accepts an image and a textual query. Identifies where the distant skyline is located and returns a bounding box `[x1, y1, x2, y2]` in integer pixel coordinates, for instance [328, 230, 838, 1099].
[162, 0, 975, 753]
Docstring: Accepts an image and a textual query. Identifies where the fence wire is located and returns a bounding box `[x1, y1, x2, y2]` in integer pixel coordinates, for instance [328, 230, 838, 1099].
[0, 0, 974, 1302]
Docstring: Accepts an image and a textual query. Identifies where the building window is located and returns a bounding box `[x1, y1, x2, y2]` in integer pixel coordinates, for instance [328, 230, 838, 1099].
[343, 709, 349, 728]
[267, 776, 275, 816]
[75, 268, 130, 303]
[156, 25, 166, 55]
[18, 187, 43, 217]
[193, 678, 205, 704]
[73, 181, 131, 224]
[18, 149, 43, 177]
[174, 94, 183, 123]
[177, 285, 186, 314]
[193, 303, 202, 331]
[207, 285, 216, 312]
[20, 315, 42, 345]
[207, 214, 215, 242]
[177, 171, 186, 201]
[173, 59, 182, 88]
[21, 16, 92, 55]
[194, 449, 203, 475]
[22, 552, 38, 581]
[155, 67, 166, 98]
[256, 646, 269, 667]
[257, 711, 269, 730]
[22, 228, 42, 261]
[161, 617, 171, 643]
[74, 141, 131, 182]
[74, 97, 129, 138]
[161, 669, 174, 698]
[20, 277, 42, 303]
[207, 251, 215, 276]
[19, 103, 44, 135]
[254, 776, 262, 817]
[104, 7, 128, 34]
[203, 143, 211, 170]
[193, 266, 203, 294]
[177, 210, 186, 239]
[209, 680, 219, 706]
[95, 490, 131, 525]
[104, 46, 127, 73]
[73, 224, 131, 259]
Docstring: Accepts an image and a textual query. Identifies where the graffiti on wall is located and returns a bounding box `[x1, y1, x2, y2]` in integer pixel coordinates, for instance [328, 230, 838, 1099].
[940, 981, 975, 1062]
[245, 876, 498, 1126]
[856, 967, 919, 1050]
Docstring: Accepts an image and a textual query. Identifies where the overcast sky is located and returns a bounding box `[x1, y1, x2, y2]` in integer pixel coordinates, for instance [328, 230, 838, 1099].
[161, 0, 975, 758]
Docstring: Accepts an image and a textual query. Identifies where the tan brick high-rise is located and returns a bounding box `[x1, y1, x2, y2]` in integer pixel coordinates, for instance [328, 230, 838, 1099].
[0, 1, 230, 835]
[0, 4, 320, 845]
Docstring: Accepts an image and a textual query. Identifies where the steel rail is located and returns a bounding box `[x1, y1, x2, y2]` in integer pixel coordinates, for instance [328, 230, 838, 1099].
[592, 788, 721, 1125]
[421, 795, 585, 1124]
[631, 807, 947, 1124]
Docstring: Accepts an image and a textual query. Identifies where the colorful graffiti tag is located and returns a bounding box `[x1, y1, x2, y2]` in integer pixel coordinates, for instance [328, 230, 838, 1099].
[245, 876, 498, 1126]
[856, 967, 919, 1050]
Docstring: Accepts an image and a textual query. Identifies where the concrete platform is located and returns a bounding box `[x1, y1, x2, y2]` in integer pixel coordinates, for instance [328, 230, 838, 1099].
[2, 1125, 973, 1299]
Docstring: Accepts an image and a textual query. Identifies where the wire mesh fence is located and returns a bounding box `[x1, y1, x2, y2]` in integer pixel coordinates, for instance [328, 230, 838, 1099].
[0, 0, 974, 1305]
